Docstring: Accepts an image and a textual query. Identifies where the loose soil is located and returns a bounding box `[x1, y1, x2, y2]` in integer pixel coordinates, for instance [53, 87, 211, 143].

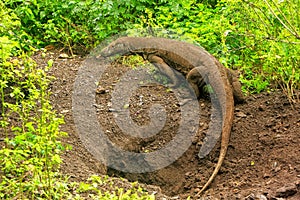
[37, 49, 299, 199]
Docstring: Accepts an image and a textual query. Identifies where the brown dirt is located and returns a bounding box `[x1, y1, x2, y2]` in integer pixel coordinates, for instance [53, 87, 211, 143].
[37, 49, 299, 199]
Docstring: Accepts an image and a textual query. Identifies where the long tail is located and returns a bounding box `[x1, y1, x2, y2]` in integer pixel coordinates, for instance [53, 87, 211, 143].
[196, 137, 230, 195]
[197, 78, 234, 196]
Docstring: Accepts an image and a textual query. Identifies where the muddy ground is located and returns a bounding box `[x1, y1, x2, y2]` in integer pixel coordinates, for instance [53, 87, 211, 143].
[36, 49, 300, 199]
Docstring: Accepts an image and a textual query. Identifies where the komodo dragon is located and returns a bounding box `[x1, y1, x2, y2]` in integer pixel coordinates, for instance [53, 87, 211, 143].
[100, 37, 245, 195]
[146, 53, 245, 103]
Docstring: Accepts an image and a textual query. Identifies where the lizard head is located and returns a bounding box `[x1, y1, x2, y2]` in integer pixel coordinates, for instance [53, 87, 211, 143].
[100, 37, 131, 57]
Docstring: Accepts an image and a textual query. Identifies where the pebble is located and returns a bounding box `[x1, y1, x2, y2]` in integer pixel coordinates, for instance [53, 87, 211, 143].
[245, 193, 268, 200]
[245, 193, 255, 200]
[259, 105, 265, 111]
[275, 183, 297, 198]
[236, 111, 247, 118]
[256, 194, 268, 200]
[58, 53, 70, 59]
[96, 86, 106, 94]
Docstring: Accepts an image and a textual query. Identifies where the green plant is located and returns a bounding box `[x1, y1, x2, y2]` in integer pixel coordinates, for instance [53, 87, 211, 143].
[0, 48, 70, 199]
[0, 4, 158, 198]
[0, 9, 71, 196]
[74, 175, 155, 200]
[4, 0, 168, 52]
[144, 0, 300, 100]
[233, 0, 300, 100]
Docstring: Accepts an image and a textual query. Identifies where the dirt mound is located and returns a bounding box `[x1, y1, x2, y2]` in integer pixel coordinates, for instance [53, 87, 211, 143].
[42, 50, 300, 199]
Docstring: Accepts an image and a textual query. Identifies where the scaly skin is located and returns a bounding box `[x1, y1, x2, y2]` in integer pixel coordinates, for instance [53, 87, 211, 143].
[100, 37, 242, 195]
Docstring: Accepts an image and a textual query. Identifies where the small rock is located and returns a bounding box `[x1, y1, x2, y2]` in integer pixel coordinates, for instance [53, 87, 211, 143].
[184, 172, 192, 177]
[245, 193, 255, 200]
[263, 172, 271, 179]
[275, 183, 297, 198]
[266, 179, 273, 185]
[92, 104, 101, 109]
[61, 109, 69, 114]
[259, 105, 265, 111]
[193, 188, 200, 193]
[274, 166, 281, 173]
[296, 180, 300, 188]
[256, 194, 268, 200]
[58, 53, 70, 59]
[236, 111, 247, 118]
[96, 86, 106, 94]
[69, 174, 76, 178]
